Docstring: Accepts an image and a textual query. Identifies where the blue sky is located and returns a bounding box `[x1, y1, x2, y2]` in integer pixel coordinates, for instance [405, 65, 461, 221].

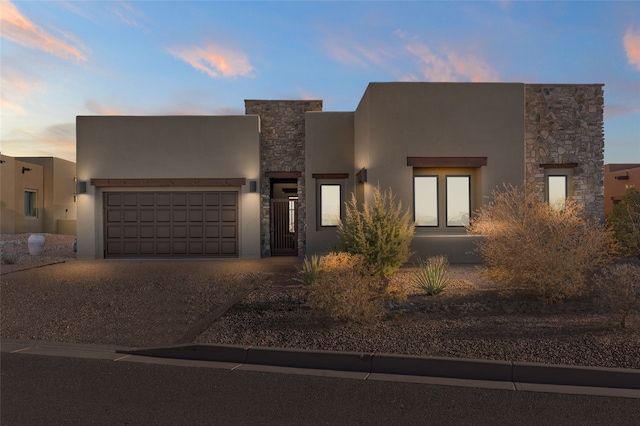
[1, 0, 639, 164]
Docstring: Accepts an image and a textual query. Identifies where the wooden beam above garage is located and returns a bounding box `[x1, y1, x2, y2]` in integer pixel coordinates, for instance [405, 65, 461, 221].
[90, 178, 247, 187]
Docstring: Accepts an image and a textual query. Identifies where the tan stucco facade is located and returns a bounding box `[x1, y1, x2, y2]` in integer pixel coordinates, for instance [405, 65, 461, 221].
[76, 82, 604, 263]
[76, 115, 261, 259]
[604, 164, 640, 217]
[1, 154, 75, 235]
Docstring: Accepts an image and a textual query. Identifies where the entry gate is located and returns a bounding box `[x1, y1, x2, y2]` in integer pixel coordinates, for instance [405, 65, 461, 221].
[270, 198, 297, 256]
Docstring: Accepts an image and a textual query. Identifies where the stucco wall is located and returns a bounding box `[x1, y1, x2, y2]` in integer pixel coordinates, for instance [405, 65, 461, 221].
[76, 115, 261, 259]
[524, 84, 605, 220]
[305, 111, 355, 255]
[244, 100, 323, 257]
[17, 157, 77, 234]
[1, 154, 16, 234]
[14, 159, 45, 233]
[353, 83, 525, 262]
[604, 164, 640, 217]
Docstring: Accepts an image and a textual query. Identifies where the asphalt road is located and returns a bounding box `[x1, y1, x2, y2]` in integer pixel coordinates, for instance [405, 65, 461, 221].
[2, 353, 639, 425]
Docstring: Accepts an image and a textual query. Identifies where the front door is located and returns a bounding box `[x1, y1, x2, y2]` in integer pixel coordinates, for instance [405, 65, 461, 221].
[270, 198, 297, 256]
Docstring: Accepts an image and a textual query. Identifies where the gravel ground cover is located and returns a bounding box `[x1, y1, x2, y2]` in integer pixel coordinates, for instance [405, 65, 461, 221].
[2, 234, 639, 369]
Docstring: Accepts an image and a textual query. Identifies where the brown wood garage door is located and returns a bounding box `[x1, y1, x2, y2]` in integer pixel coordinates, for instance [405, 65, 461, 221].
[103, 191, 238, 258]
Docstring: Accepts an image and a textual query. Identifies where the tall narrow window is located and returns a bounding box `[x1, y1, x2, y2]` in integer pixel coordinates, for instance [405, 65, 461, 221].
[288, 196, 298, 233]
[320, 184, 341, 226]
[24, 190, 37, 217]
[414, 176, 438, 226]
[547, 175, 567, 209]
[446, 176, 470, 227]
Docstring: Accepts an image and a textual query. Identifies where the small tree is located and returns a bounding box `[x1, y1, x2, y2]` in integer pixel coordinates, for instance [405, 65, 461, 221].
[468, 185, 616, 302]
[607, 187, 640, 259]
[338, 185, 415, 276]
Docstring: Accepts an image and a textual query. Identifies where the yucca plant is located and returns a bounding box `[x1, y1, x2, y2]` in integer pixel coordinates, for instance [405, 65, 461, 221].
[294, 255, 322, 285]
[412, 255, 450, 296]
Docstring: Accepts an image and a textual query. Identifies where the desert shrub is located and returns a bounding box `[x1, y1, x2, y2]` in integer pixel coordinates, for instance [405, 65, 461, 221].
[338, 185, 415, 276]
[294, 255, 321, 285]
[467, 185, 616, 302]
[307, 252, 407, 323]
[607, 188, 640, 259]
[412, 255, 451, 296]
[592, 263, 640, 328]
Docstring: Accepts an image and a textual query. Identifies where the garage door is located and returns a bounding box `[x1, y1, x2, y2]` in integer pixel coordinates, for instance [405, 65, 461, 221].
[103, 191, 238, 258]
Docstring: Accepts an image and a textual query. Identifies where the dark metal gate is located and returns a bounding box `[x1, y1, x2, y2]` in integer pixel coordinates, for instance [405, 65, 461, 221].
[270, 198, 297, 256]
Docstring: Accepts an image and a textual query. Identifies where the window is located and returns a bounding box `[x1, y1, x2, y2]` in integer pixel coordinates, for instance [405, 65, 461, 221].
[320, 184, 341, 227]
[446, 176, 471, 227]
[288, 196, 298, 233]
[547, 175, 567, 209]
[414, 176, 438, 226]
[24, 190, 37, 217]
[414, 169, 477, 230]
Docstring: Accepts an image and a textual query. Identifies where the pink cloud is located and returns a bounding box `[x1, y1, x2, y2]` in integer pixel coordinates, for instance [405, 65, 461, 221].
[0, 65, 42, 114]
[321, 28, 392, 68]
[0, 0, 88, 61]
[84, 100, 126, 115]
[623, 27, 640, 71]
[111, 1, 147, 30]
[168, 43, 254, 78]
[404, 42, 498, 82]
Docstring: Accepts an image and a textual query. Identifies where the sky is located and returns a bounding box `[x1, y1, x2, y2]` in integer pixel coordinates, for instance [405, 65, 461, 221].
[1, 0, 639, 164]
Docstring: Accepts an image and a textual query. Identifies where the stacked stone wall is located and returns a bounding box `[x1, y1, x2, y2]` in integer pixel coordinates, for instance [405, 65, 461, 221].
[524, 84, 605, 220]
[245, 100, 323, 257]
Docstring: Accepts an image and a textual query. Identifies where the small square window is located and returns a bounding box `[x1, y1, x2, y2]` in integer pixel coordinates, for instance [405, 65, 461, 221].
[320, 184, 341, 227]
[24, 191, 37, 217]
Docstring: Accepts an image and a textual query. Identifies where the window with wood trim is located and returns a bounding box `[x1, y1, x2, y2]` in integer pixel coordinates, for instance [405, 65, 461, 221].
[320, 184, 341, 227]
[414, 168, 479, 230]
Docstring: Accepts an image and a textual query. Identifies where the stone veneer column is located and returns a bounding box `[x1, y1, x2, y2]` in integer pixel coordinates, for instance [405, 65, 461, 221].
[524, 84, 605, 221]
[245, 100, 323, 257]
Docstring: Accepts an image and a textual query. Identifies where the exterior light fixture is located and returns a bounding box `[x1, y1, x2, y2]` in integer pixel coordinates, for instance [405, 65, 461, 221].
[249, 180, 257, 192]
[357, 168, 368, 183]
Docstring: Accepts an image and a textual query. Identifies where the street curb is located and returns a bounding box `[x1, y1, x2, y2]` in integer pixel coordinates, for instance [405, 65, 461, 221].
[119, 343, 640, 390]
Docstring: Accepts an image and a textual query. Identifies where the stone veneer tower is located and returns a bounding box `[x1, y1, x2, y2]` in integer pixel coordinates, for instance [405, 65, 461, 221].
[524, 84, 605, 220]
[245, 100, 323, 257]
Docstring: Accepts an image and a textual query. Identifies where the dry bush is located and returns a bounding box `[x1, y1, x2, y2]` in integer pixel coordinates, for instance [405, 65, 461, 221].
[593, 263, 640, 328]
[338, 185, 415, 277]
[607, 188, 640, 259]
[468, 185, 616, 302]
[308, 252, 407, 323]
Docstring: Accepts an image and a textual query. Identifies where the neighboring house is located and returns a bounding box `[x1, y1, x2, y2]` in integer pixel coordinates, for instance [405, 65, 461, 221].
[0, 154, 77, 235]
[604, 164, 640, 218]
[76, 82, 604, 262]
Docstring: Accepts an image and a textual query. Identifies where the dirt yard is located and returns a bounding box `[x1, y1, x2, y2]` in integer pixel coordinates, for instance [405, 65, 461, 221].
[2, 234, 639, 369]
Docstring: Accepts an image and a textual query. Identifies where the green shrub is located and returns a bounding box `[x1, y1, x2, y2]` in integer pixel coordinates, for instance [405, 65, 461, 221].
[412, 255, 451, 296]
[607, 188, 640, 259]
[593, 263, 640, 328]
[294, 255, 322, 285]
[467, 185, 616, 302]
[307, 252, 407, 323]
[338, 185, 415, 276]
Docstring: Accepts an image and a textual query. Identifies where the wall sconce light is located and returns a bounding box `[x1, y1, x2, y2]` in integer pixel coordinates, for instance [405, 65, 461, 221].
[73, 194, 77, 203]
[77, 181, 87, 194]
[357, 168, 368, 183]
[249, 180, 257, 192]
[22, 167, 32, 174]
